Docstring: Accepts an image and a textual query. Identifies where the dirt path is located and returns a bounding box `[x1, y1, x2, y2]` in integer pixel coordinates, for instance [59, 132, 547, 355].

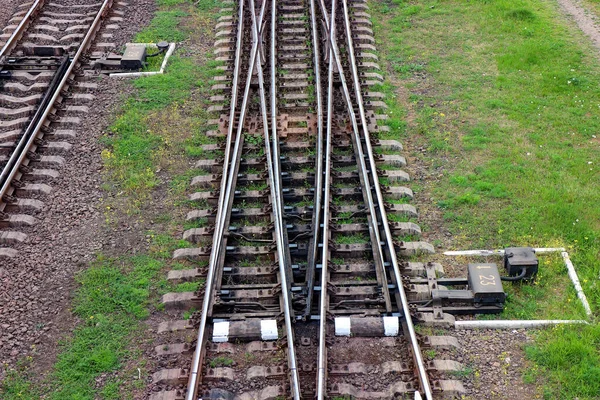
[557, 0, 600, 53]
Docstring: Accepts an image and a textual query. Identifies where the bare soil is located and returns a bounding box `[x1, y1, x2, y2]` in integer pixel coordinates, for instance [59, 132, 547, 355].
[557, 0, 600, 54]
[452, 328, 540, 400]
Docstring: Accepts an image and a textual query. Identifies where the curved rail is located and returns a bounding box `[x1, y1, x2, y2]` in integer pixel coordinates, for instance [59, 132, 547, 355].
[311, 0, 434, 398]
[340, 0, 433, 397]
[257, 0, 301, 394]
[185, 0, 300, 397]
[304, 0, 326, 317]
[315, 0, 337, 395]
[184, 0, 252, 396]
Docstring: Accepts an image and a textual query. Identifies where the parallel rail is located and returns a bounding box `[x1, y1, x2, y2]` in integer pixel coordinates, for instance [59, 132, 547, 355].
[0, 0, 45, 58]
[313, 0, 432, 397]
[166, 0, 437, 398]
[184, 0, 301, 398]
[0, 0, 114, 211]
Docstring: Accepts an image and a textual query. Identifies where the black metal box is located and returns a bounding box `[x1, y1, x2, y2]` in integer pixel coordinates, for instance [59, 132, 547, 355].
[121, 45, 146, 70]
[467, 263, 506, 304]
[504, 247, 538, 279]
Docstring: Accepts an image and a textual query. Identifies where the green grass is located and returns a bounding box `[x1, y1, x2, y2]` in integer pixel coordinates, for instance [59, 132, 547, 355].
[0, 369, 36, 400]
[449, 365, 474, 379]
[208, 356, 234, 368]
[335, 233, 369, 244]
[524, 324, 600, 399]
[369, 0, 600, 397]
[135, 10, 190, 43]
[500, 253, 586, 320]
[1, 0, 223, 398]
[102, 2, 223, 198]
[582, 0, 600, 17]
[0, 254, 164, 400]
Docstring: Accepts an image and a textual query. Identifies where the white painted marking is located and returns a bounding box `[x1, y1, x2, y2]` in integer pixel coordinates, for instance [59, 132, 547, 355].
[334, 317, 352, 336]
[212, 321, 230, 342]
[383, 316, 399, 336]
[260, 319, 278, 340]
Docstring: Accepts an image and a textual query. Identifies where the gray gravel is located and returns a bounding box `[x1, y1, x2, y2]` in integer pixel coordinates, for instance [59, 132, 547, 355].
[0, 0, 155, 383]
[448, 328, 539, 399]
[0, 0, 26, 37]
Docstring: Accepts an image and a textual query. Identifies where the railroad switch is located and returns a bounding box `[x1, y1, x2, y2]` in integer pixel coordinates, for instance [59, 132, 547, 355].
[410, 262, 507, 315]
[504, 247, 538, 280]
[467, 263, 506, 304]
[120, 44, 147, 70]
[89, 41, 170, 71]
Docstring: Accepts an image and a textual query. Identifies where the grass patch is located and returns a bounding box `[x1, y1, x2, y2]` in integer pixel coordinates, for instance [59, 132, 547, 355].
[524, 324, 600, 399]
[466, 253, 587, 320]
[335, 233, 369, 244]
[102, 2, 223, 199]
[369, 0, 600, 397]
[208, 356, 234, 368]
[1, 0, 223, 398]
[135, 10, 189, 43]
[0, 253, 164, 400]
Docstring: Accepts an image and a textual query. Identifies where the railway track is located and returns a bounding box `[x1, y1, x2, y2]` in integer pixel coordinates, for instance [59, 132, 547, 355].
[153, 0, 468, 399]
[0, 0, 123, 257]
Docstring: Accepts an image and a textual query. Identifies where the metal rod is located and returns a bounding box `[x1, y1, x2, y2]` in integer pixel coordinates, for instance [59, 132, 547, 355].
[316, 0, 392, 312]
[250, 0, 300, 396]
[304, 0, 325, 318]
[186, 1, 268, 397]
[316, 0, 336, 396]
[340, 0, 433, 397]
[0, 0, 114, 202]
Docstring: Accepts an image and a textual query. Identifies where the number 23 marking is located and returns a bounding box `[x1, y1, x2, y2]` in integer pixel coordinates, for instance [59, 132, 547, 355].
[479, 275, 496, 286]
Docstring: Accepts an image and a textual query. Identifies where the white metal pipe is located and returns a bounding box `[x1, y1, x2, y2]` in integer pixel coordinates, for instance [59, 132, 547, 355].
[109, 43, 176, 78]
[562, 251, 593, 318]
[443, 247, 592, 319]
[443, 247, 566, 256]
[455, 319, 588, 330]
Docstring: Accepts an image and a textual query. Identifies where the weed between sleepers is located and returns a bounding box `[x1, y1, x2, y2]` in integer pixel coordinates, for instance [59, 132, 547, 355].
[0, 0, 225, 398]
[370, 0, 600, 397]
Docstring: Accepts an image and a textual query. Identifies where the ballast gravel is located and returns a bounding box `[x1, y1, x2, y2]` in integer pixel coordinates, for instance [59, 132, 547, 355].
[0, 0, 25, 37]
[0, 0, 155, 383]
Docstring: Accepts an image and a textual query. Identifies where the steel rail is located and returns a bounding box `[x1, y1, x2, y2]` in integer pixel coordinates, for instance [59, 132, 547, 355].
[340, 0, 433, 398]
[0, 0, 45, 58]
[267, 0, 294, 307]
[0, 56, 69, 197]
[0, 0, 114, 204]
[315, 0, 336, 396]
[251, 0, 301, 395]
[185, 1, 267, 398]
[304, 0, 326, 318]
[315, 0, 392, 312]
[197, 0, 244, 248]
[222, 0, 246, 185]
